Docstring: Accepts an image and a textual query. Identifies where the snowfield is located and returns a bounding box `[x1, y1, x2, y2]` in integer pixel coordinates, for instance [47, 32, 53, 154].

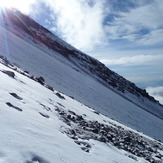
[1, 62, 163, 163]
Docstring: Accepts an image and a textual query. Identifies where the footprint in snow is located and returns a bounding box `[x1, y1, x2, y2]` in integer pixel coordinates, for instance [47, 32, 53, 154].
[6, 102, 23, 111]
[74, 140, 92, 153]
[25, 154, 49, 163]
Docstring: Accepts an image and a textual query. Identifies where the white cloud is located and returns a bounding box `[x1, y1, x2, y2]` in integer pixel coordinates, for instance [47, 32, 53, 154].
[40, 0, 108, 51]
[137, 29, 163, 46]
[122, 0, 163, 29]
[100, 54, 163, 66]
[93, 48, 163, 85]
[105, 0, 163, 46]
[24, 0, 163, 51]
[146, 86, 163, 105]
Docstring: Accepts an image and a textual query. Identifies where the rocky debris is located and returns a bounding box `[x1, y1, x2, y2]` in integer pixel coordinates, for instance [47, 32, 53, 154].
[57, 102, 65, 108]
[93, 110, 100, 115]
[24, 70, 29, 74]
[56, 92, 65, 100]
[55, 107, 163, 162]
[69, 96, 74, 99]
[45, 85, 54, 91]
[38, 103, 51, 112]
[9, 92, 23, 100]
[0, 57, 56, 93]
[2, 70, 15, 78]
[39, 112, 49, 119]
[74, 140, 91, 153]
[70, 51, 160, 106]
[127, 154, 138, 161]
[35, 76, 45, 85]
[0, 56, 13, 66]
[6, 102, 23, 111]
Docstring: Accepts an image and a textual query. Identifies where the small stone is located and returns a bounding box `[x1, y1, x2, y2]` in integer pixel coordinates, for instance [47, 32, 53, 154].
[2, 70, 15, 78]
[39, 112, 49, 118]
[56, 92, 65, 99]
[35, 76, 45, 85]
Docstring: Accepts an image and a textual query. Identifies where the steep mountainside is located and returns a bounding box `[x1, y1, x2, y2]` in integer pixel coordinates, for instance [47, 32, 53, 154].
[0, 57, 163, 163]
[0, 8, 163, 142]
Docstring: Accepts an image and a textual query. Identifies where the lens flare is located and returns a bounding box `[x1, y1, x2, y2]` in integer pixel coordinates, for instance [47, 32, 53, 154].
[0, 0, 36, 14]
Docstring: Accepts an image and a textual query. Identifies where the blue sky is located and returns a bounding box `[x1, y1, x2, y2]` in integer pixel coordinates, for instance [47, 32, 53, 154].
[1, 0, 163, 103]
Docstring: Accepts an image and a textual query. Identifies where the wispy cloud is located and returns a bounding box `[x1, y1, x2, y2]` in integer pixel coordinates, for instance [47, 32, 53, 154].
[105, 0, 163, 46]
[146, 86, 163, 105]
[38, 0, 108, 51]
[100, 54, 163, 66]
[137, 29, 163, 46]
[27, 0, 163, 52]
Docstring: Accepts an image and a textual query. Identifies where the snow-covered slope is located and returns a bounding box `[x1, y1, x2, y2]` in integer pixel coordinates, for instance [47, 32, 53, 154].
[0, 8, 163, 143]
[0, 60, 163, 163]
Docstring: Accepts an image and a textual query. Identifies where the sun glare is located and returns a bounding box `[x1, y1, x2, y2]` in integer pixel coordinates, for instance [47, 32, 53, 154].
[0, 0, 36, 14]
[0, 1, 9, 8]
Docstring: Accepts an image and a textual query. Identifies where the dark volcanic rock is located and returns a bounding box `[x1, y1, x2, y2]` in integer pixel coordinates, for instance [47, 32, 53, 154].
[10, 93, 23, 100]
[55, 107, 163, 161]
[39, 112, 49, 119]
[56, 92, 65, 100]
[35, 76, 45, 85]
[6, 102, 23, 111]
[2, 70, 15, 78]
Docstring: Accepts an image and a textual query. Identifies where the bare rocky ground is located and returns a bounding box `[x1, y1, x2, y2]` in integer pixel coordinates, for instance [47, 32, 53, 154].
[55, 106, 163, 163]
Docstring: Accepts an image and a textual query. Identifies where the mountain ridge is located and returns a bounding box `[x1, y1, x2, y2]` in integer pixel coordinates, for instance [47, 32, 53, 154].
[2, 8, 163, 117]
